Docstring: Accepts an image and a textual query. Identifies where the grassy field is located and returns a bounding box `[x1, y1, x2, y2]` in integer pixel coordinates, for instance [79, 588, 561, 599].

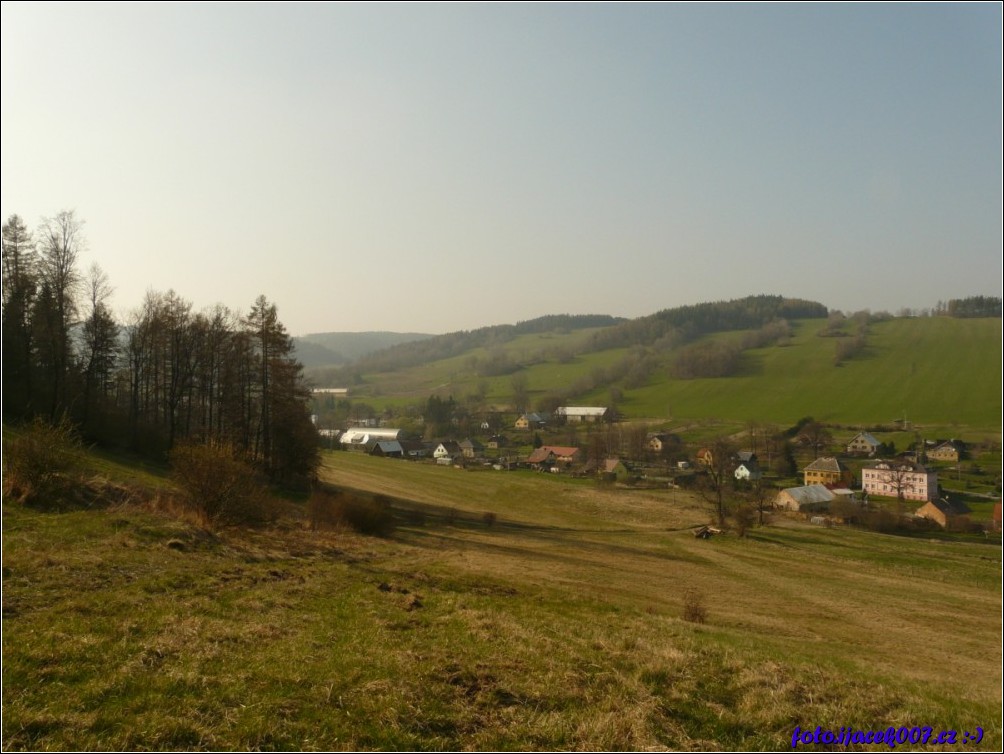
[3, 450, 1001, 750]
[337, 316, 1001, 435]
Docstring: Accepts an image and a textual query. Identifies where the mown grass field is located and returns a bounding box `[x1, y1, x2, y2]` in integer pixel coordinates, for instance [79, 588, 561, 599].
[342, 317, 1001, 436]
[4, 450, 1001, 750]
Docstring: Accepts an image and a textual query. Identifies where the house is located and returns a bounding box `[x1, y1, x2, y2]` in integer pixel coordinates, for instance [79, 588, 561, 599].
[734, 459, 762, 481]
[433, 441, 462, 463]
[555, 406, 609, 423]
[774, 484, 834, 512]
[927, 440, 963, 463]
[369, 441, 404, 458]
[803, 457, 852, 487]
[526, 445, 582, 470]
[648, 433, 680, 453]
[458, 438, 484, 459]
[515, 412, 548, 430]
[914, 498, 970, 528]
[861, 460, 938, 502]
[846, 432, 881, 455]
[695, 448, 714, 467]
[598, 458, 630, 482]
[487, 434, 507, 449]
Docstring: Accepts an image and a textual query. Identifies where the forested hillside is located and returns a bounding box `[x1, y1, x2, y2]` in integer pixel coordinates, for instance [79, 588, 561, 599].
[1, 212, 318, 482]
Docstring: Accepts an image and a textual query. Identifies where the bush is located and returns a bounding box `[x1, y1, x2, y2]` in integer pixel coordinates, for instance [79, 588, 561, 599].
[307, 486, 395, 536]
[169, 442, 270, 526]
[682, 588, 708, 624]
[2, 417, 83, 506]
[732, 504, 756, 537]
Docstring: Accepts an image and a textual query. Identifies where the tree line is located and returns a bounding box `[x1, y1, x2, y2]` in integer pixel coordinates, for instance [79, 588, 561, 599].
[1, 212, 318, 484]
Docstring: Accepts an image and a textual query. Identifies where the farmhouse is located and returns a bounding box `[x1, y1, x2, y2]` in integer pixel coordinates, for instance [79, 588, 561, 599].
[598, 458, 630, 482]
[647, 433, 680, 453]
[803, 457, 852, 487]
[914, 498, 970, 528]
[774, 484, 834, 512]
[487, 434, 507, 449]
[433, 441, 462, 462]
[555, 406, 609, 423]
[526, 445, 582, 470]
[734, 459, 762, 481]
[458, 438, 484, 459]
[861, 460, 938, 502]
[846, 431, 881, 455]
[515, 412, 548, 430]
[927, 440, 963, 463]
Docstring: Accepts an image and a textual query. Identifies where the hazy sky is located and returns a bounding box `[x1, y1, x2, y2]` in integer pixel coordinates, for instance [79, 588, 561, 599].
[2, 3, 1001, 336]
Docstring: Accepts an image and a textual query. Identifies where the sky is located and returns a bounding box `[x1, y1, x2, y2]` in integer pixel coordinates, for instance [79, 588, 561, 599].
[2, 2, 1001, 336]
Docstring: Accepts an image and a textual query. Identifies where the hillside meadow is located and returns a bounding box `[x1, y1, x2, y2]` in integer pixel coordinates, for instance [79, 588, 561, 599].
[338, 317, 1001, 436]
[3, 450, 1000, 750]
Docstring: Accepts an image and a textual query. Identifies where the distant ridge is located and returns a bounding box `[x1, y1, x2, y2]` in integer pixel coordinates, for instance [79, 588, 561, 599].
[293, 331, 434, 367]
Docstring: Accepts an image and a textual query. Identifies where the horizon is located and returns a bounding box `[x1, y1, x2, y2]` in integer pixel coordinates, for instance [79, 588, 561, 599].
[2, 3, 1001, 336]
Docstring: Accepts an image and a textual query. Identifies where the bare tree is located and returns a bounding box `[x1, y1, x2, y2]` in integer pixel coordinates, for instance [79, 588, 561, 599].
[35, 210, 84, 419]
[80, 264, 119, 430]
[700, 436, 738, 527]
[798, 421, 833, 458]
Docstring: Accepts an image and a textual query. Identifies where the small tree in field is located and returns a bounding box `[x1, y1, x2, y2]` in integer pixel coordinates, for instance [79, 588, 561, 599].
[2, 417, 82, 505]
[169, 442, 269, 526]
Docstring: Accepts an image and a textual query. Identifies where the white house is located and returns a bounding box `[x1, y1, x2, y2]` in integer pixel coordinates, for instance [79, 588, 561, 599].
[861, 460, 937, 502]
[734, 461, 762, 481]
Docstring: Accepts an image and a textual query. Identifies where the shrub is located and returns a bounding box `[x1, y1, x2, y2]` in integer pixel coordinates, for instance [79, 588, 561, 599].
[732, 504, 756, 537]
[482, 511, 498, 527]
[169, 442, 269, 527]
[307, 485, 395, 536]
[682, 588, 708, 624]
[2, 417, 83, 507]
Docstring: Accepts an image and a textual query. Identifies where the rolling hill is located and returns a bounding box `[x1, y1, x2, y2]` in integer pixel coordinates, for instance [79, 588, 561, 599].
[311, 303, 1001, 436]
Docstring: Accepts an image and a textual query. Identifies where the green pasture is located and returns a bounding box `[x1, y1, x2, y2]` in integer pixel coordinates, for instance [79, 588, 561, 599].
[604, 317, 1001, 431]
[337, 317, 1000, 437]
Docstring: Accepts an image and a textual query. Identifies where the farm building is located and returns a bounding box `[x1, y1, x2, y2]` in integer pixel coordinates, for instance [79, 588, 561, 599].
[555, 406, 609, 423]
[774, 484, 834, 512]
[914, 498, 970, 528]
[340, 428, 405, 448]
[369, 441, 404, 458]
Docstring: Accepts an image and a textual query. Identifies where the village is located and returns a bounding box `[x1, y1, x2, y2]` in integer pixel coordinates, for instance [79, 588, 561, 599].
[316, 401, 1001, 536]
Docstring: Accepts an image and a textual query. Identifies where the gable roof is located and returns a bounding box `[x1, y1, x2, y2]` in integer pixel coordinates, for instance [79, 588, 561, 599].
[371, 441, 403, 454]
[804, 457, 846, 473]
[780, 484, 835, 505]
[848, 432, 880, 446]
[527, 445, 580, 464]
